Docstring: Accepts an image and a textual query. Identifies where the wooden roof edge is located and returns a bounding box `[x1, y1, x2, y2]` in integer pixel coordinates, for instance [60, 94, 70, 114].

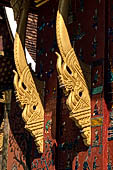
[0, 0, 50, 13]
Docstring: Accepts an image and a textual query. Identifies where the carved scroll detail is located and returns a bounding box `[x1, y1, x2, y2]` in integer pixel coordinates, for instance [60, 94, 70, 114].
[13, 33, 44, 153]
[14, 59, 44, 152]
[12, 0, 44, 153]
[56, 0, 91, 146]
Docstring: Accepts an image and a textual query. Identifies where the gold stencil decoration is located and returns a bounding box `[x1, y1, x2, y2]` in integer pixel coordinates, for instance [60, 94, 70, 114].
[11, 0, 44, 153]
[0, 90, 12, 152]
[56, 0, 91, 146]
[0, 122, 4, 152]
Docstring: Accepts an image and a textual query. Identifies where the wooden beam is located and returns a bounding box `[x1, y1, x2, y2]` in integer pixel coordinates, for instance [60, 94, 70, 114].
[35, 0, 49, 8]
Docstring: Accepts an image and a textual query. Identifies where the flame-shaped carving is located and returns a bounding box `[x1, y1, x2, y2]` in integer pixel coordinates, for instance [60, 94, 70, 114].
[56, 0, 91, 146]
[12, 0, 44, 153]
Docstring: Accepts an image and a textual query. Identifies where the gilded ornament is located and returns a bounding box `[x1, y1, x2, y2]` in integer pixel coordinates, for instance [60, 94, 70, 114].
[56, 0, 91, 146]
[11, 0, 44, 153]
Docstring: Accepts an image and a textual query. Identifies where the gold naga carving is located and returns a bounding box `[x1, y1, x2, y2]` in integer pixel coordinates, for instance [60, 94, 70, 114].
[56, 0, 91, 146]
[11, 0, 44, 153]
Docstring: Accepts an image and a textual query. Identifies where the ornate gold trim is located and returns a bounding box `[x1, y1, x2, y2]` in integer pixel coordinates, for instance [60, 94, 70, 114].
[56, 0, 91, 146]
[12, 0, 44, 153]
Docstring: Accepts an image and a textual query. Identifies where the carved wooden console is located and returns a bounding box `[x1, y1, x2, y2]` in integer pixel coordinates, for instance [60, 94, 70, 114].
[56, 0, 91, 146]
[11, 0, 45, 153]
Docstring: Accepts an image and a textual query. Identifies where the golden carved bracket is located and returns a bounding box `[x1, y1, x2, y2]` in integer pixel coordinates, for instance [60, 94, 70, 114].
[11, 0, 45, 153]
[56, 0, 91, 146]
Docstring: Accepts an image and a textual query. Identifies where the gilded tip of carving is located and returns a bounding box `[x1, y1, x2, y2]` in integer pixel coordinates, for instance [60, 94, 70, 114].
[13, 70, 16, 74]
[55, 52, 61, 58]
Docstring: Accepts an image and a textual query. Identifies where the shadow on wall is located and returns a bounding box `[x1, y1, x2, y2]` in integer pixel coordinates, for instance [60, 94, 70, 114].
[9, 92, 57, 170]
[9, 93, 39, 170]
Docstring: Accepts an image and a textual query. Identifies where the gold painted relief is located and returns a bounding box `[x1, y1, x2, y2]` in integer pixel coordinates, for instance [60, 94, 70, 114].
[56, 0, 91, 146]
